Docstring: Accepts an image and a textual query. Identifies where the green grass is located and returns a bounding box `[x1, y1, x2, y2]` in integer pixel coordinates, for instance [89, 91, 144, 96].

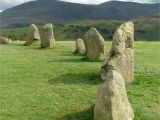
[0, 41, 160, 120]
[0, 25, 75, 41]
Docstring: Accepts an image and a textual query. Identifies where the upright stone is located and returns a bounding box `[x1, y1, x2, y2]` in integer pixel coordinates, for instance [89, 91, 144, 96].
[84, 28, 105, 60]
[75, 38, 86, 55]
[101, 22, 134, 84]
[94, 70, 134, 120]
[26, 24, 40, 45]
[41, 23, 55, 48]
[94, 22, 134, 120]
[0, 37, 9, 44]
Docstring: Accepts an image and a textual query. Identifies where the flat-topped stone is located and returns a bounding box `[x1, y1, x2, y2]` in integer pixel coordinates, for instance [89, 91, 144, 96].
[41, 23, 55, 48]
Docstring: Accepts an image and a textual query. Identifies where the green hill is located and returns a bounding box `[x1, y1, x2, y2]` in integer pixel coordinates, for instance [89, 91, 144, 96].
[69, 14, 160, 41]
[1, 14, 159, 41]
[1, 0, 159, 28]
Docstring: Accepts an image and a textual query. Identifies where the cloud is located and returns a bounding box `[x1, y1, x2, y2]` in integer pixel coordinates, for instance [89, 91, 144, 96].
[0, 0, 34, 11]
[59, 0, 107, 4]
[118, 0, 160, 3]
[60, 0, 160, 4]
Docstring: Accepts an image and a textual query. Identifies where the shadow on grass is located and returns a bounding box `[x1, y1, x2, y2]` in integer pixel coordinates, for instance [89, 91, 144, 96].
[61, 52, 81, 57]
[48, 56, 103, 63]
[48, 73, 103, 85]
[31, 47, 50, 50]
[81, 56, 103, 62]
[48, 58, 86, 63]
[56, 105, 94, 120]
[31, 46, 59, 49]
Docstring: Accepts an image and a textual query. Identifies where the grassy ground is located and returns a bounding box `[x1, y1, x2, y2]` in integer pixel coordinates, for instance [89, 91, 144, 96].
[0, 41, 160, 120]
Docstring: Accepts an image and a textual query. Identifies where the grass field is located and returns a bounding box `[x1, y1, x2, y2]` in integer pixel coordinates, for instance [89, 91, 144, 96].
[0, 41, 160, 120]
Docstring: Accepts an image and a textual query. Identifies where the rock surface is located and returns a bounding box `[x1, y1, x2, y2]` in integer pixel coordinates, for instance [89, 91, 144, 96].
[94, 70, 134, 120]
[26, 24, 40, 45]
[75, 38, 86, 55]
[94, 22, 134, 120]
[84, 28, 105, 60]
[41, 23, 55, 48]
[0, 37, 9, 44]
[101, 22, 134, 84]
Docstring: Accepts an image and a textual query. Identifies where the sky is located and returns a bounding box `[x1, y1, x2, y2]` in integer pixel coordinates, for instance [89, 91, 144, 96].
[0, 0, 159, 12]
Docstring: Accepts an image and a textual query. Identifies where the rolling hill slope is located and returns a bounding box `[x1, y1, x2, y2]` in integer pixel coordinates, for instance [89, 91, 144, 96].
[1, 0, 159, 28]
[1, 14, 159, 41]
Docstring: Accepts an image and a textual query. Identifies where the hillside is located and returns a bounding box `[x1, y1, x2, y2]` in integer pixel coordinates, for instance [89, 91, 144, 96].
[1, 14, 159, 41]
[133, 13, 160, 41]
[1, 0, 159, 28]
[69, 13, 160, 41]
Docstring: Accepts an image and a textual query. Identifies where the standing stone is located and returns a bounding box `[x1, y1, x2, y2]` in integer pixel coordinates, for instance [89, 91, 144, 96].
[26, 24, 40, 45]
[75, 38, 86, 55]
[84, 28, 105, 60]
[94, 22, 134, 120]
[41, 23, 55, 48]
[94, 70, 134, 120]
[101, 22, 134, 84]
[0, 37, 9, 44]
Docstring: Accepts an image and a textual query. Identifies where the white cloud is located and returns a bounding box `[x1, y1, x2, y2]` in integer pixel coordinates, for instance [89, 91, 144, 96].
[59, 0, 108, 4]
[0, 0, 31, 4]
[60, 0, 160, 4]
[0, 0, 34, 11]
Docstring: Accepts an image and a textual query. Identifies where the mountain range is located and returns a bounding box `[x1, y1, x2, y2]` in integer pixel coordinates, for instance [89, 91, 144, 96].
[1, 0, 159, 28]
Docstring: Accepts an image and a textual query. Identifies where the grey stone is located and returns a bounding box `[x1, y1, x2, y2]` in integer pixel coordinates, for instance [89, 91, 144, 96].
[94, 70, 134, 120]
[75, 38, 86, 55]
[0, 37, 9, 44]
[101, 22, 134, 84]
[41, 23, 55, 48]
[94, 22, 134, 120]
[26, 24, 40, 45]
[84, 28, 105, 60]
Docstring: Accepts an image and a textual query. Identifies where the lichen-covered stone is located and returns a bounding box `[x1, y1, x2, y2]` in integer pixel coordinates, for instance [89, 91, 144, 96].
[75, 38, 86, 55]
[26, 24, 40, 45]
[101, 22, 134, 84]
[94, 70, 134, 120]
[84, 28, 105, 60]
[41, 23, 55, 48]
[94, 22, 134, 120]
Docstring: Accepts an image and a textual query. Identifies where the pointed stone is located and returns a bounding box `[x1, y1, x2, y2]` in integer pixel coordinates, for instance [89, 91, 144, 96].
[94, 22, 134, 120]
[101, 22, 134, 84]
[94, 70, 134, 120]
[41, 23, 55, 48]
[26, 24, 40, 45]
[75, 38, 86, 55]
[84, 28, 105, 60]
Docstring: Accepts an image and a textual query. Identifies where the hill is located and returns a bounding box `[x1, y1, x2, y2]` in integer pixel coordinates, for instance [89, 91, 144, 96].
[1, 14, 159, 41]
[1, 0, 159, 28]
[68, 13, 160, 41]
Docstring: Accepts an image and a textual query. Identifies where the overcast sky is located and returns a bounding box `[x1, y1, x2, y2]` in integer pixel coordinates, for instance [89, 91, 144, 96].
[0, 0, 159, 12]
